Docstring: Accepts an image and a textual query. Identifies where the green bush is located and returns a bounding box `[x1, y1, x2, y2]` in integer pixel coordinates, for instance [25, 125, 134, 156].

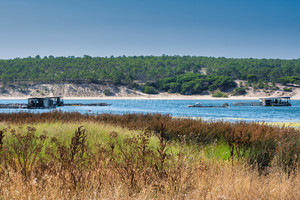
[278, 76, 300, 85]
[258, 80, 264, 89]
[247, 74, 257, 82]
[245, 81, 251, 87]
[212, 90, 228, 98]
[283, 87, 292, 92]
[233, 87, 247, 96]
[104, 89, 114, 96]
[143, 86, 158, 94]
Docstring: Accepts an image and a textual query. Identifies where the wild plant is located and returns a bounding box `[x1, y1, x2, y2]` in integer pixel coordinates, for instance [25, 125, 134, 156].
[4, 127, 46, 180]
[0, 130, 5, 167]
[0, 119, 298, 199]
[106, 124, 171, 195]
[46, 126, 88, 190]
[271, 130, 299, 173]
[0, 130, 4, 150]
[155, 123, 169, 172]
[0, 111, 299, 170]
[224, 122, 251, 165]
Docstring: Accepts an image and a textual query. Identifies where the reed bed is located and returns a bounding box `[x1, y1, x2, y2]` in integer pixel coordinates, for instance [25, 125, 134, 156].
[0, 111, 299, 199]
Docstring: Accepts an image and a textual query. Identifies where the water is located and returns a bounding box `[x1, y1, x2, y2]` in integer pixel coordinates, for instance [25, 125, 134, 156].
[0, 99, 299, 122]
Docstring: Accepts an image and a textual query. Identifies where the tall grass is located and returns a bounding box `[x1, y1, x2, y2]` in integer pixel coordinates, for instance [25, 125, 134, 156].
[0, 121, 298, 199]
[0, 111, 298, 170]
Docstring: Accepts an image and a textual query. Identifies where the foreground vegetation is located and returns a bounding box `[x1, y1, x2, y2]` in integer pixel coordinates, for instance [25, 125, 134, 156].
[0, 56, 299, 95]
[0, 112, 299, 199]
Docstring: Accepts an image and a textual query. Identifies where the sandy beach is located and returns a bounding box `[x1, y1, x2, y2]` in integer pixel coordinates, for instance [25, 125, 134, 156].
[0, 92, 299, 100]
[0, 81, 299, 100]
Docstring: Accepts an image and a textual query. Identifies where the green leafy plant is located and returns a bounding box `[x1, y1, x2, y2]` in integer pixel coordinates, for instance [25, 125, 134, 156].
[103, 89, 114, 96]
[212, 90, 228, 98]
[283, 87, 292, 92]
[143, 86, 158, 94]
[233, 87, 246, 96]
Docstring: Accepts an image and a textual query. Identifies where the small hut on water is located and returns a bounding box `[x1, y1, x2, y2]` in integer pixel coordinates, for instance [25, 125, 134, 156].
[28, 97, 63, 109]
[259, 97, 291, 106]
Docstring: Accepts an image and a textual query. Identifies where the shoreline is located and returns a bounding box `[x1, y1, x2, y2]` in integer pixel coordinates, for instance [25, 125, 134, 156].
[0, 95, 299, 100]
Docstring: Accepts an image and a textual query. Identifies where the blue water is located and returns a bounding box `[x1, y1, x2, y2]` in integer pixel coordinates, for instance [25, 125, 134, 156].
[0, 99, 299, 122]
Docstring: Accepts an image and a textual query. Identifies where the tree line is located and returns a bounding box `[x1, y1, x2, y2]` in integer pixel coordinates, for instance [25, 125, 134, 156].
[0, 55, 299, 94]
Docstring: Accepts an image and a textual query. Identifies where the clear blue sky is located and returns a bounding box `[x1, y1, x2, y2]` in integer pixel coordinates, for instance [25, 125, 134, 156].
[0, 0, 299, 59]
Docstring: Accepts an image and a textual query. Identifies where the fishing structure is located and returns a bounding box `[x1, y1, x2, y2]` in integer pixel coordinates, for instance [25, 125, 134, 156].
[188, 97, 291, 108]
[0, 97, 111, 109]
[232, 97, 291, 107]
[187, 102, 229, 108]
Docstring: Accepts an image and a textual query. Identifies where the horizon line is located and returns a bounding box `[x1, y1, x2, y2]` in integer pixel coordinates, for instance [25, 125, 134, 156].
[1, 54, 299, 60]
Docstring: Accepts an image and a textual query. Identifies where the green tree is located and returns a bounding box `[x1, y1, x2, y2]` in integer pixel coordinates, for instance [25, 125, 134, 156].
[247, 74, 257, 82]
[143, 86, 158, 94]
[233, 87, 247, 96]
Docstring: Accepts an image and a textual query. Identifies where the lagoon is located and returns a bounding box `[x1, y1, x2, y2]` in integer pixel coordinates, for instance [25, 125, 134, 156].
[0, 99, 299, 123]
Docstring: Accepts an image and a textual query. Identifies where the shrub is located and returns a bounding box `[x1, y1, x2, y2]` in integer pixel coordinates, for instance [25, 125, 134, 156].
[245, 81, 251, 87]
[247, 74, 257, 82]
[212, 90, 228, 98]
[257, 80, 264, 89]
[278, 76, 300, 85]
[233, 87, 247, 96]
[143, 86, 158, 94]
[283, 87, 292, 92]
[103, 89, 114, 96]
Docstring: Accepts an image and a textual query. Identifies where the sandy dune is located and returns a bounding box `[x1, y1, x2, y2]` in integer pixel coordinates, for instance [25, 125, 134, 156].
[0, 83, 299, 100]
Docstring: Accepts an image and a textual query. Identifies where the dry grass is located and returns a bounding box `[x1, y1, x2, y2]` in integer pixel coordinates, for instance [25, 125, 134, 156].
[0, 112, 299, 199]
[0, 111, 298, 170]
[1, 159, 299, 199]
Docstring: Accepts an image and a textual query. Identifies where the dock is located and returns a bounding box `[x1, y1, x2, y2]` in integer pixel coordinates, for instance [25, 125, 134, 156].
[0, 97, 111, 109]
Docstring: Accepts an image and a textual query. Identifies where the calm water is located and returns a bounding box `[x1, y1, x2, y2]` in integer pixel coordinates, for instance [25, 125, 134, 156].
[0, 99, 299, 122]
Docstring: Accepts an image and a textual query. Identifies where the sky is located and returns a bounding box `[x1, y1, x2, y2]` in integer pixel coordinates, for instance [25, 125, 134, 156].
[0, 0, 299, 59]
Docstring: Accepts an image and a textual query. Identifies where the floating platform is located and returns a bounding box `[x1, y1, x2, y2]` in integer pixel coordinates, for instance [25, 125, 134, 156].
[64, 103, 111, 107]
[0, 103, 111, 109]
[232, 97, 291, 107]
[0, 97, 111, 109]
[232, 102, 262, 106]
[188, 103, 229, 108]
[0, 104, 28, 109]
[188, 105, 229, 108]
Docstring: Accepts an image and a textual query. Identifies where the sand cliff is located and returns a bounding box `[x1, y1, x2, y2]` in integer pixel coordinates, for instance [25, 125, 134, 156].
[0, 83, 299, 100]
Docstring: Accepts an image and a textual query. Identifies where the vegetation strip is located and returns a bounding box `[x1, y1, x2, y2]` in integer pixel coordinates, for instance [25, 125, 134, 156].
[0, 56, 299, 96]
[0, 112, 299, 199]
